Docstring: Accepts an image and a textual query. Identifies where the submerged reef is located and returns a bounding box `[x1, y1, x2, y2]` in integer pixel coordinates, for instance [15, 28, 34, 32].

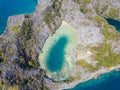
[38, 21, 77, 81]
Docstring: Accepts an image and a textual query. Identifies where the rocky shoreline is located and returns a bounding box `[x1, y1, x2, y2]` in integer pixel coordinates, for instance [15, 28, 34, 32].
[60, 65, 120, 90]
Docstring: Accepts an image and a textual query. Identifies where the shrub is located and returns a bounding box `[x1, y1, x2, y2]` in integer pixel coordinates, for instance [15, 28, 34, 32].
[0, 50, 8, 64]
[22, 20, 33, 40]
[65, 77, 74, 84]
[74, 0, 91, 4]
[92, 43, 120, 68]
[76, 60, 97, 72]
[9, 25, 20, 33]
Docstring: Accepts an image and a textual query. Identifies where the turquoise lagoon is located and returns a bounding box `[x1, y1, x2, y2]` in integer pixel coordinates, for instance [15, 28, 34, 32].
[0, 0, 38, 34]
[47, 36, 68, 72]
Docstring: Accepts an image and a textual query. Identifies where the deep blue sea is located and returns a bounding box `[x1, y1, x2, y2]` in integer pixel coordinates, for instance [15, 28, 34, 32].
[47, 36, 68, 72]
[106, 18, 120, 32]
[67, 70, 120, 90]
[0, 0, 38, 34]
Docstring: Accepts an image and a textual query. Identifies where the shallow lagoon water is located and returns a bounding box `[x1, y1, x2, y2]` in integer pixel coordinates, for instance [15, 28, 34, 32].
[38, 21, 77, 81]
[47, 36, 68, 72]
[0, 0, 38, 34]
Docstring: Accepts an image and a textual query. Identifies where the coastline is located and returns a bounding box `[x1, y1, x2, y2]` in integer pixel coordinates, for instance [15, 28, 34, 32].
[60, 64, 120, 90]
[0, 0, 38, 35]
[0, 0, 120, 90]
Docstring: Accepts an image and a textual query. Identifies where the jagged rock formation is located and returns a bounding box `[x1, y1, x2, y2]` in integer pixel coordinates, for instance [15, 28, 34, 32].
[0, 0, 120, 90]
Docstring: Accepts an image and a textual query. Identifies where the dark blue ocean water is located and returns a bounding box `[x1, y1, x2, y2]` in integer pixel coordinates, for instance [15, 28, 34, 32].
[67, 70, 120, 90]
[106, 18, 120, 32]
[46, 36, 68, 72]
[0, 0, 38, 34]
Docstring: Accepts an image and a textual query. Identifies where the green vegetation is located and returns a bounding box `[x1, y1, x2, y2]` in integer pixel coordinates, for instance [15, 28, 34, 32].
[88, 16, 93, 20]
[92, 43, 120, 68]
[9, 25, 20, 33]
[95, 16, 107, 27]
[0, 80, 7, 90]
[28, 61, 34, 67]
[44, 9, 55, 29]
[80, 6, 91, 14]
[101, 24, 119, 40]
[16, 19, 38, 70]
[94, 1, 119, 19]
[43, 7, 57, 33]
[91, 15, 120, 68]
[107, 7, 119, 19]
[44, 0, 62, 33]
[76, 60, 97, 72]
[8, 85, 19, 90]
[64, 77, 74, 84]
[22, 20, 33, 40]
[83, 0, 91, 4]
[94, 1, 108, 15]
[0, 50, 8, 64]
[74, 0, 91, 4]
[18, 56, 38, 69]
[24, 15, 31, 18]
[0, 80, 2, 89]
[95, 16, 119, 41]
[74, 0, 92, 14]
[75, 72, 81, 80]
[52, 0, 62, 16]
[100, 5, 108, 15]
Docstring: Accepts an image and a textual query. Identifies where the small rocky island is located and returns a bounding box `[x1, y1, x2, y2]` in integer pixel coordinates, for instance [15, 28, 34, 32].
[0, 0, 120, 90]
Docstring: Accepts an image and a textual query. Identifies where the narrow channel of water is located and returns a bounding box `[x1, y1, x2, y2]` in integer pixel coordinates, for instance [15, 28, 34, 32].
[105, 18, 120, 32]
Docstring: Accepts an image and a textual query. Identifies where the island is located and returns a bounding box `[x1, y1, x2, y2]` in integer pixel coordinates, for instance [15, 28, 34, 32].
[0, 0, 120, 90]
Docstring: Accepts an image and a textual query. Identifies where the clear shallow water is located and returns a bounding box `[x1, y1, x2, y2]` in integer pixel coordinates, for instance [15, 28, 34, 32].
[0, 0, 38, 34]
[106, 18, 120, 32]
[47, 36, 68, 72]
[66, 70, 120, 90]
